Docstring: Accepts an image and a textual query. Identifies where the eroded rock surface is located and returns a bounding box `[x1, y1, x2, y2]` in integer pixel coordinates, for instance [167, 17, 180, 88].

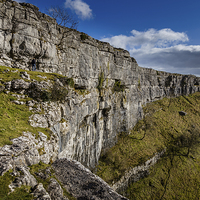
[47, 178, 68, 200]
[32, 183, 51, 200]
[0, 131, 58, 176]
[52, 158, 128, 200]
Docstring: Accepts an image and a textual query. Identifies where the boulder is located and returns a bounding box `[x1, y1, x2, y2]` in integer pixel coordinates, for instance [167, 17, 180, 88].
[52, 158, 128, 200]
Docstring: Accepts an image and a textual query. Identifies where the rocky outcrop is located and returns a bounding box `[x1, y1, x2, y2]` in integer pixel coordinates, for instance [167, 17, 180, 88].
[32, 183, 51, 200]
[52, 158, 128, 200]
[0, 131, 58, 176]
[0, 130, 68, 199]
[47, 178, 68, 200]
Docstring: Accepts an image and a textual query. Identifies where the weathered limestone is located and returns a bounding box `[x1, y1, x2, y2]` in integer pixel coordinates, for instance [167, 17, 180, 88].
[52, 158, 128, 200]
[47, 178, 68, 200]
[32, 183, 51, 200]
[0, 131, 59, 176]
[9, 166, 38, 192]
[1, 1, 200, 170]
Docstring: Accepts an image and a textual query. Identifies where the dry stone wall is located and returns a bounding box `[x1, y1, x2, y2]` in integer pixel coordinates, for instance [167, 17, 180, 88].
[1, 0, 200, 171]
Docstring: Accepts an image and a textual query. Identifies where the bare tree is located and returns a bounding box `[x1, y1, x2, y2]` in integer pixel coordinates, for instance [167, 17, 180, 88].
[46, 6, 79, 49]
[46, 6, 78, 29]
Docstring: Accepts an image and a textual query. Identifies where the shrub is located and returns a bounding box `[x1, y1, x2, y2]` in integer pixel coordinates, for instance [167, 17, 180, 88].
[113, 80, 125, 92]
[80, 33, 88, 40]
[97, 72, 104, 91]
[51, 83, 68, 102]
[59, 77, 74, 88]
[40, 90, 51, 101]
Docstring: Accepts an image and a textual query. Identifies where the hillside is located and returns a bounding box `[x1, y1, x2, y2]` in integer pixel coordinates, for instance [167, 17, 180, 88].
[96, 92, 200, 199]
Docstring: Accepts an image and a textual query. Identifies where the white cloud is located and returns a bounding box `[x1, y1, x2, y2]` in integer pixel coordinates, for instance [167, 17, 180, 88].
[101, 29, 200, 76]
[65, 0, 92, 20]
[103, 28, 189, 50]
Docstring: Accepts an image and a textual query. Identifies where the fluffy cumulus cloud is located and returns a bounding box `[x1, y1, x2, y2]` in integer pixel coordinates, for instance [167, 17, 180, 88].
[102, 28, 200, 76]
[65, 0, 92, 20]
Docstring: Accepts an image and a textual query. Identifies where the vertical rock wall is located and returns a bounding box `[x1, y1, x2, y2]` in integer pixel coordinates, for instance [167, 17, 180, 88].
[1, 0, 200, 169]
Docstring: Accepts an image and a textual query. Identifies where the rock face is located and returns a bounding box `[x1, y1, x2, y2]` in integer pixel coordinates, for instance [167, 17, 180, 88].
[47, 178, 68, 200]
[1, 0, 200, 171]
[52, 158, 128, 200]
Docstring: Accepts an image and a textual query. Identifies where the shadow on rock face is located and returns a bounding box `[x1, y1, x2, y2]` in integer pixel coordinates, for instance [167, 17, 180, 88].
[52, 158, 128, 200]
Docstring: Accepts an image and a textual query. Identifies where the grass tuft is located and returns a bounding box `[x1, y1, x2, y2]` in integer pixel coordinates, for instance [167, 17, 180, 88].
[0, 170, 33, 200]
[112, 80, 125, 92]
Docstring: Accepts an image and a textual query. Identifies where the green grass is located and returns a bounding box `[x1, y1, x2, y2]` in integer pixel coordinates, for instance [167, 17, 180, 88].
[29, 162, 53, 189]
[96, 92, 200, 187]
[126, 144, 200, 199]
[0, 170, 15, 199]
[0, 92, 53, 146]
[97, 72, 104, 91]
[3, 186, 33, 200]
[0, 65, 77, 146]
[0, 170, 33, 200]
[112, 80, 125, 92]
[80, 33, 88, 40]
[0, 66, 74, 86]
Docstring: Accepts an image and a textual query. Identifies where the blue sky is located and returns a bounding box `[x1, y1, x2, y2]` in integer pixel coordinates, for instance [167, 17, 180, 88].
[16, 0, 200, 76]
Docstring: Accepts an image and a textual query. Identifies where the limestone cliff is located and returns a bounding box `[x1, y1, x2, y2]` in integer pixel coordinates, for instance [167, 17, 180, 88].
[0, 67, 128, 199]
[1, 0, 200, 199]
[1, 0, 200, 170]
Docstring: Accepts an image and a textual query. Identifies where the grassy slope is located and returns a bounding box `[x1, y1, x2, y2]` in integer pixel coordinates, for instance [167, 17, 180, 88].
[0, 65, 70, 82]
[0, 66, 58, 146]
[96, 92, 200, 199]
[0, 92, 53, 146]
[0, 66, 55, 199]
[126, 147, 200, 199]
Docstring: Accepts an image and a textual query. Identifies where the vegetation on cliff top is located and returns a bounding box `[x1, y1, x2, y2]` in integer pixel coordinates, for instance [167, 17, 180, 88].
[96, 92, 200, 199]
[0, 65, 75, 86]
